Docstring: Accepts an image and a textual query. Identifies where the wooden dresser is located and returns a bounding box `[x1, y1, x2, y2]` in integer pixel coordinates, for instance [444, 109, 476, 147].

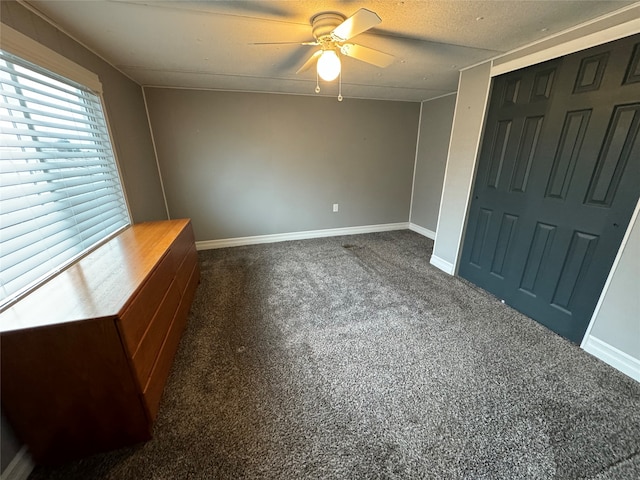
[0, 219, 200, 464]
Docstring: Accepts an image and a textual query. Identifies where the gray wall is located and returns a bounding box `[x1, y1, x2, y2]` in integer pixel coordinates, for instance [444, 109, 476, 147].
[410, 94, 456, 233]
[144, 88, 420, 241]
[431, 63, 491, 273]
[1, 1, 166, 223]
[589, 205, 640, 359]
[1, 1, 167, 473]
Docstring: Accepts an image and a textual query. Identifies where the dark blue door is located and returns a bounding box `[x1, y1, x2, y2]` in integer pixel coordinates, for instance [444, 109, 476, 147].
[459, 34, 640, 343]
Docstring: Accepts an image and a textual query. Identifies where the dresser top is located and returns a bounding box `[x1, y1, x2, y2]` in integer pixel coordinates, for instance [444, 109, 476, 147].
[1, 219, 192, 333]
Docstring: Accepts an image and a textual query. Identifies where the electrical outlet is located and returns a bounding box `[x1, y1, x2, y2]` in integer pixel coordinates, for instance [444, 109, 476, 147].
[333, 203, 339, 212]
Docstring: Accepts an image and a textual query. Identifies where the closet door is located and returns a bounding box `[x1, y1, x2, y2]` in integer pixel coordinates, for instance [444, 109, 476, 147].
[459, 34, 640, 343]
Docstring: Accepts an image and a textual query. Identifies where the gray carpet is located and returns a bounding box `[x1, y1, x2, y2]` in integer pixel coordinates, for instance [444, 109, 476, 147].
[30, 230, 640, 479]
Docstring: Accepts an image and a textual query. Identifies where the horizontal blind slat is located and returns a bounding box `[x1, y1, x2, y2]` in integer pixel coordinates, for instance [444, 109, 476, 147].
[1, 110, 106, 131]
[0, 101, 103, 129]
[0, 165, 114, 186]
[1, 227, 82, 273]
[1, 139, 113, 150]
[0, 173, 119, 200]
[0, 90, 99, 123]
[1, 232, 84, 281]
[0, 181, 124, 215]
[0, 194, 124, 244]
[0, 113, 104, 134]
[0, 53, 85, 96]
[1, 211, 126, 271]
[0, 74, 98, 111]
[0, 157, 111, 172]
[0, 150, 111, 162]
[2, 126, 108, 142]
[0, 199, 127, 251]
[0, 77, 97, 111]
[2, 215, 78, 257]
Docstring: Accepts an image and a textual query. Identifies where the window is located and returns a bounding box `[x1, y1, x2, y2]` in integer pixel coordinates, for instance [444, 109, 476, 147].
[0, 49, 130, 308]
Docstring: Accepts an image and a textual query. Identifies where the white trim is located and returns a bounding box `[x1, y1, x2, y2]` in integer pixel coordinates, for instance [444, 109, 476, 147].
[581, 198, 640, 345]
[0, 446, 34, 480]
[196, 222, 409, 250]
[435, 65, 491, 275]
[491, 6, 640, 77]
[142, 87, 171, 220]
[409, 223, 436, 240]
[408, 101, 424, 223]
[451, 73, 491, 274]
[432, 70, 462, 264]
[0, 24, 102, 93]
[582, 336, 640, 383]
[429, 255, 454, 275]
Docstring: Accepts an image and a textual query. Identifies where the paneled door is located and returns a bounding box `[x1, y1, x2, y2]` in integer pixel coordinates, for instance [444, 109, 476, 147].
[459, 34, 640, 343]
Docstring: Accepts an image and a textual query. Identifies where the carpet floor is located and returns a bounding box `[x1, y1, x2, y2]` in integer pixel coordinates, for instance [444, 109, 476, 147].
[29, 230, 640, 479]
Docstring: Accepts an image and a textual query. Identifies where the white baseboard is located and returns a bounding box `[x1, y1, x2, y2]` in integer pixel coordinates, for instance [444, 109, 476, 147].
[408, 223, 436, 240]
[429, 254, 455, 275]
[196, 222, 410, 250]
[1, 446, 34, 480]
[582, 336, 640, 382]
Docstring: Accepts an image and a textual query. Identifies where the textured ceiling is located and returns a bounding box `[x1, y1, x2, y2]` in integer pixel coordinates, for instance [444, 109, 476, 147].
[24, 0, 637, 101]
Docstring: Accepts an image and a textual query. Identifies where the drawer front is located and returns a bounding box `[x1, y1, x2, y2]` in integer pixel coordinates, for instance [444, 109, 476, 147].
[118, 250, 176, 356]
[183, 256, 200, 315]
[143, 260, 198, 420]
[172, 222, 196, 267]
[131, 280, 181, 389]
[175, 244, 198, 294]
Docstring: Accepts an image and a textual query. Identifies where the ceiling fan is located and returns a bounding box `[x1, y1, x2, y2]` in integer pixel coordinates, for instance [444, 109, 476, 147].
[253, 8, 395, 100]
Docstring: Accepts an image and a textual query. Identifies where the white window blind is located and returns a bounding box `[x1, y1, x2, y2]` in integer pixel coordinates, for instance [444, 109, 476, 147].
[0, 49, 130, 308]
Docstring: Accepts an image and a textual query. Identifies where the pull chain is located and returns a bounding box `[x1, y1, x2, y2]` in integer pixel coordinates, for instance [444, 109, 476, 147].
[338, 70, 343, 102]
[315, 69, 320, 94]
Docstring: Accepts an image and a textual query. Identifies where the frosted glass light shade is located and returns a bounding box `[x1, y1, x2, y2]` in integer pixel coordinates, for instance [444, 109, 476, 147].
[317, 50, 341, 81]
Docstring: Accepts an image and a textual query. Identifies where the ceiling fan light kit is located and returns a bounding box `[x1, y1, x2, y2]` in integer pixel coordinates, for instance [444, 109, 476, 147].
[317, 50, 341, 81]
[259, 8, 394, 101]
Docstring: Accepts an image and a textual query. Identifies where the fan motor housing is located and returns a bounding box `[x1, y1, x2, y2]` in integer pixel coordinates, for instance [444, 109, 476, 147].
[311, 12, 345, 41]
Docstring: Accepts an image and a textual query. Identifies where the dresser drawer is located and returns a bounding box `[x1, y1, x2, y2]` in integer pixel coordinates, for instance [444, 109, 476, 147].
[143, 259, 198, 419]
[118, 250, 177, 356]
[172, 223, 196, 266]
[175, 244, 198, 294]
[131, 280, 181, 389]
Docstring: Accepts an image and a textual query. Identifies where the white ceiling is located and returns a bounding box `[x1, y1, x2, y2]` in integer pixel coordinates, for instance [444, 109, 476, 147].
[25, 0, 637, 101]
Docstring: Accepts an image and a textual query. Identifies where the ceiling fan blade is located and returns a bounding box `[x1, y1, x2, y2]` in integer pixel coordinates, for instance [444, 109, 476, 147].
[296, 50, 322, 74]
[340, 44, 394, 68]
[250, 41, 318, 46]
[331, 8, 381, 42]
[277, 46, 321, 72]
